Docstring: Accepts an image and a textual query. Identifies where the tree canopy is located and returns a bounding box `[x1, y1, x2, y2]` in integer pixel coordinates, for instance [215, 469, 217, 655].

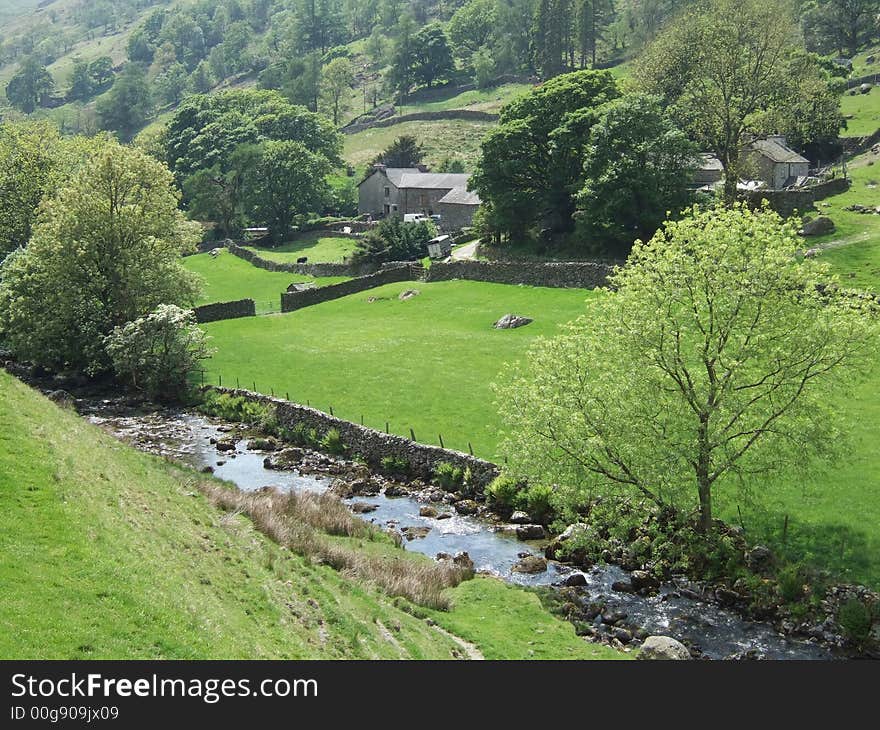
[0, 142, 201, 373]
[497, 204, 879, 532]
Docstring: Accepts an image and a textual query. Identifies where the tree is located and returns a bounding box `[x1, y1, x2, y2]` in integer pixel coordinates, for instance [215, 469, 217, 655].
[189, 60, 214, 94]
[0, 122, 99, 260]
[471, 69, 619, 242]
[243, 141, 332, 243]
[88, 56, 115, 89]
[576, 93, 698, 254]
[5, 57, 55, 113]
[575, 0, 615, 67]
[164, 89, 341, 187]
[97, 63, 153, 140]
[497, 203, 879, 533]
[533, 0, 575, 78]
[412, 24, 455, 88]
[154, 62, 189, 106]
[351, 216, 436, 265]
[67, 58, 94, 101]
[801, 0, 879, 57]
[387, 13, 419, 96]
[320, 57, 354, 125]
[635, 0, 817, 201]
[371, 135, 425, 167]
[448, 0, 496, 66]
[0, 142, 202, 373]
[105, 305, 214, 401]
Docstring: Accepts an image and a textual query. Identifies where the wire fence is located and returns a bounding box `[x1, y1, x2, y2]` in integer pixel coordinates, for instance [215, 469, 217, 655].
[199, 370, 483, 457]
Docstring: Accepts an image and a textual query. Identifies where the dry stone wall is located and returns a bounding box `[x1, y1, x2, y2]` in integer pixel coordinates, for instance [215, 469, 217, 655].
[208, 387, 500, 489]
[281, 265, 418, 312]
[193, 299, 255, 323]
[424, 260, 614, 289]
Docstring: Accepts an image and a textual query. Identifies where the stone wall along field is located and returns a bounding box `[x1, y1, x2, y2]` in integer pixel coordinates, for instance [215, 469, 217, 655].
[281, 265, 419, 313]
[208, 387, 500, 489]
[193, 299, 256, 323]
[742, 178, 851, 218]
[228, 244, 359, 277]
[424, 260, 614, 289]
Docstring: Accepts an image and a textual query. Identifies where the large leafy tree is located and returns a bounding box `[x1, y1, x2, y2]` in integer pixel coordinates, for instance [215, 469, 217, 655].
[164, 89, 341, 187]
[636, 0, 837, 201]
[97, 63, 154, 141]
[243, 141, 332, 243]
[801, 0, 879, 57]
[497, 204, 879, 532]
[0, 122, 98, 261]
[471, 69, 619, 242]
[412, 23, 455, 88]
[0, 142, 202, 373]
[320, 56, 354, 125]
[5, 57, 55, 113]
[371, 134, 425, 168]
[448, 0, 496, 67]
[577, 93, 698, 254]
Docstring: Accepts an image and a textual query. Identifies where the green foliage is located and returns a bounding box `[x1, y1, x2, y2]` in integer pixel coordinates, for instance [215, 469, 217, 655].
[777, 564, 808, 603]
[449, 0, 496, 66]
[486, 474, 524, 508]
[163, 89, 341, 188]
[380, 455, 411, 475]
[105, 305, 214, 402]
[243, 141, 332, 242]
[0, 141, 202, 373]
[487, 474, 555, 523]
[352, 216, 436, 265]
[497, 203, 880, 532]
[5, 56, 55, 113]
[320, 427, 347, 455]
[97, 64, 153, 141]
[576, 93, 698, 255]
[837, 598, 874, 644]
[471, 69, 619, 243]
[320, 56, 355, 125]
[801, 0, 879, 57]
[433, 462, 465, 490]
[371, 134, 424, 168]
[198, 391, 271, 424]
[636, 0, 841, 200]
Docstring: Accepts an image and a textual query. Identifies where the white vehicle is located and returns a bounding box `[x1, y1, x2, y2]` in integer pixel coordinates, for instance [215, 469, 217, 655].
[403, 213, 427, 223]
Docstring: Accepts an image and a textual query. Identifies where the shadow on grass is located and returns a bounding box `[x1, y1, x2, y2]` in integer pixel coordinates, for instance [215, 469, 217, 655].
[743, 508, 877, 586]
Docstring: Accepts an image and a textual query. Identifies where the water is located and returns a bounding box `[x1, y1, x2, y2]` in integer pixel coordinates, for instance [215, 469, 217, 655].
[87, 405, 833, 660]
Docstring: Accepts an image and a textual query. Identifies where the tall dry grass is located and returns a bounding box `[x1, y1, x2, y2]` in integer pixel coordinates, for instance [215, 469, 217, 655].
[197, 483, 471, 609]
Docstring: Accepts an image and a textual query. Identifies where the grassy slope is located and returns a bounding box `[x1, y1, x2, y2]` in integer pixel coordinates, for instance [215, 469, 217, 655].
[182, 251, 349, 313]
[343, 119, 495, 172]
[809, 153, 880, 291]
[202, 280, 599, 458]
[245, 234, 358, 264]
[397, 83, 531, 116]
[840, 87, 880, 138]
[0, 370, 623, 660]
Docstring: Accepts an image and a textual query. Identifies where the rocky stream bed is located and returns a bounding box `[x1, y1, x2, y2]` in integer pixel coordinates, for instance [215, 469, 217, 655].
[72, 397, 854, 661]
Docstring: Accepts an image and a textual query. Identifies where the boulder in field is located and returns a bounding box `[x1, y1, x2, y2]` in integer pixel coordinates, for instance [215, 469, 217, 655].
[799, 216, 835, 236]
[494, 314, 533, 330]
[399, 289, 421, 301]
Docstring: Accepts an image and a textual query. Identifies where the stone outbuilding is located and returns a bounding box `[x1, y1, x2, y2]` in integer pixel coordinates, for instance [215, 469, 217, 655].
[743, 135, 810, 190]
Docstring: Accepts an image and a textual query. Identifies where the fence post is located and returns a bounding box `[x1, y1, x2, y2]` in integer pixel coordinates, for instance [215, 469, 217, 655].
[286, 392, 290, 401]
[385, 421, 389, 434]
[783, 514, 789, 545]
[468, 442, 474, 456]
[330, 406, 334, 416]
[219, 374, 222, 387]
[236, 377, 240, 389]
[438, 434, 444, 449]
[253, 381, 256, 392]
[410, 428, 416, 441]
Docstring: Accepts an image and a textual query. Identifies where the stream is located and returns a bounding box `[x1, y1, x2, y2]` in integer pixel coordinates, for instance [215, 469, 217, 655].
[85, 403, 833, 660]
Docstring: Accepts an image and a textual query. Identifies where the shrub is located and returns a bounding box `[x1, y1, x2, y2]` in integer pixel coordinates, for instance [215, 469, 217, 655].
[198, 391, 270, 423]
[351, 216, 436, 265]
[380, 455, 410, 475]
[320, 427, 346, 455]
[838, 599, 874, 644]
[777, 564, 807, 603]
[433, 461, 464, 490]
[520, 483, 555, 524]
[486, 474, 525, 510]
[105, 305, 214, 402]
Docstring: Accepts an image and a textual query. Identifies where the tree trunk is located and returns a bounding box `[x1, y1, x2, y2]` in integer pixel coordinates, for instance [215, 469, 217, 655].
[696, 414, 713, 532]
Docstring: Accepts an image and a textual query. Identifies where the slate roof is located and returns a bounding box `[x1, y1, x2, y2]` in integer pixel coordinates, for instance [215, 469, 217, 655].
[747, 138, 809, 164]
[438, 187, 481, 206]
[397, 172, 471, 190]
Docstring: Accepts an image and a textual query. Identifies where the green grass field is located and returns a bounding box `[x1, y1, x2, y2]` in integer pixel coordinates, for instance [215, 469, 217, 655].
[840, 87, 880, 138]
[344, 119, 495, 172]
[202, 278, 880, 589]
[246, 234, 358, 264]
[397, 83, 532, 116]
[202, 280, 598, 456]
[182, 251, 349, 313]
[808, 154, 880, 291]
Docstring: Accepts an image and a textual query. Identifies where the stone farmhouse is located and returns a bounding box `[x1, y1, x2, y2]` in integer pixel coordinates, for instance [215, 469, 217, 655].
[358, 166, 482, 230]
[693, 136, 811, 192]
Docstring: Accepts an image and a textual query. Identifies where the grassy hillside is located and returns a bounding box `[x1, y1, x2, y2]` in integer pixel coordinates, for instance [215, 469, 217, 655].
[245, 234, 358, 265]
[0, 369, 624, 659]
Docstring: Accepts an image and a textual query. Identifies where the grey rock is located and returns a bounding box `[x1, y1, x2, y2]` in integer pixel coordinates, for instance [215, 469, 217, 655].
[746, 545, 773, 570]
[612, 580, 635, 594]
[512, 555, 548, 574]
[419, 505, 439, 518]
[515, 524, 547, 541]
[493, 314, 534, 330]
[510, 510, 532, 524]
[800, 216, 835, 236]
[631, 570, 660, 592]
[401, 526, 431, 541]
[638, 636, 692, 660]
[398, 289, 421, 301]
[351, 502, 378, 514]
[453, 552, 475, 572]
[454, 499, 480, 516]
[563, 573, 588, 587]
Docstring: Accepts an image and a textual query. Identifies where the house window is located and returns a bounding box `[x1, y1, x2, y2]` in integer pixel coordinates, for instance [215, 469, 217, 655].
[384, 186, 390, 198]
[420, 193, 428, 206]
